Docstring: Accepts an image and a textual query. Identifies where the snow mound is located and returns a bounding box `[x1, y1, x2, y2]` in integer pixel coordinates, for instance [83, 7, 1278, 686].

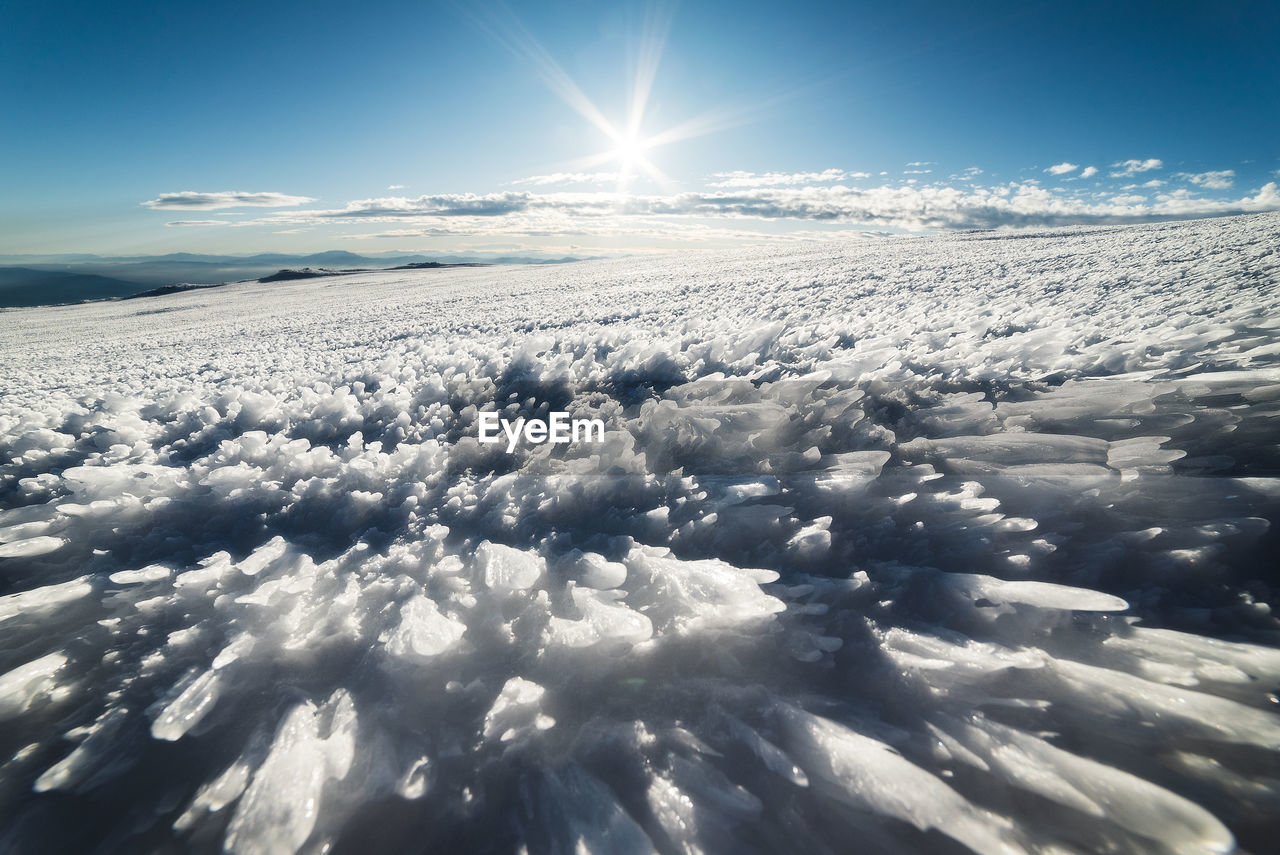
[1, 213, 1279, 853]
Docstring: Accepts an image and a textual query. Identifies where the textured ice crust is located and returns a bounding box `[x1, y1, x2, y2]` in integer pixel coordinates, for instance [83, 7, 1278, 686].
[1, 213, 1279, 853]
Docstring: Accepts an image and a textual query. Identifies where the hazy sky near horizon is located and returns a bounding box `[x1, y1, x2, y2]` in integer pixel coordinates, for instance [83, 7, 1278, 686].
[2, 0, 1278, 257]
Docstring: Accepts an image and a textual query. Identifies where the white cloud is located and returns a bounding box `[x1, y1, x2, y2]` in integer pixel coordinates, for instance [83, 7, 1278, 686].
[164, 220, 227, 227]
[142, 191, 315, 210]
[317, 192, 543, 218]
[1110, 158, 1163, 177]
[343, 218, 881, 245]
[511, 172, 620, 186]
[1045, 162, 1079, 175]
[387, 184, 405, 190]
[904, 169, 932, 175]
[708, 169, 865, 188]
[905, 161, 935, 167]
[258, 181, 1280, 235]
[1079, 166, 1099, 178]
[1176, 170, 1235, 190]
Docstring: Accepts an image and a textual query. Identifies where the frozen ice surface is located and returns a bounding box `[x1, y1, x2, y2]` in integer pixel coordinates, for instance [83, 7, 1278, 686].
[1, 212, 1279, 853]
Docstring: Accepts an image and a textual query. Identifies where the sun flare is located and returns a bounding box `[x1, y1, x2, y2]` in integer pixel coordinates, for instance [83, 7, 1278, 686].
[611, 132, 652, 171]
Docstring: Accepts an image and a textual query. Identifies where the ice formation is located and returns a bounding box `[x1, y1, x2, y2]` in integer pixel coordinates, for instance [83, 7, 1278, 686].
[1, 212, 1278, 853]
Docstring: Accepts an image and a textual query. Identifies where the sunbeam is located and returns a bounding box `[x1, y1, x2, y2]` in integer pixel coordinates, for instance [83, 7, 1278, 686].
[453, 0, 754, 196]
[625, 0, 677, 137]
[447, 0, 616, 140]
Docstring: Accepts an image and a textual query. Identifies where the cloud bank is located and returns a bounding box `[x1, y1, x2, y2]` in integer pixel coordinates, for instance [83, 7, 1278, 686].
[258, 181, 1280, 235]
[140, 161, 1280, 246]
[142, 191, 316, 210]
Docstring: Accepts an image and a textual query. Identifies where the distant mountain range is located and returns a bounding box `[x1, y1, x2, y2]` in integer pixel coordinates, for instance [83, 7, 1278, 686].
[0, 251, 589, 308]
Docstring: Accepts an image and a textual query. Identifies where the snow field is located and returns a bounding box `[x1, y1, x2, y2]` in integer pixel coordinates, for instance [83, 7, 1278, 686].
[0, 212, 1278, 853]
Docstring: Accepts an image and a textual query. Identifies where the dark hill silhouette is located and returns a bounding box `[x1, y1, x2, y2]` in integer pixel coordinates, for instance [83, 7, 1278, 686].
[258, 268, 348, 283]
[389, 261, 492, 270]
[0, 267, 145, 308]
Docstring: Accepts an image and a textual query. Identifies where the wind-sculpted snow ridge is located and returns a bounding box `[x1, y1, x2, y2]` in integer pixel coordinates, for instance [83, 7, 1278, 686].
[1, 212, 1279, 854]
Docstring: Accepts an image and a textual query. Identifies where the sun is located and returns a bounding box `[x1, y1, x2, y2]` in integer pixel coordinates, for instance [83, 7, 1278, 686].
[611, 132, 653, 173]
[457, 1, 758, 195]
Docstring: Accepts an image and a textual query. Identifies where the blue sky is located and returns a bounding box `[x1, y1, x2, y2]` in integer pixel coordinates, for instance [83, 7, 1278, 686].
[2, 0, 1277, 256]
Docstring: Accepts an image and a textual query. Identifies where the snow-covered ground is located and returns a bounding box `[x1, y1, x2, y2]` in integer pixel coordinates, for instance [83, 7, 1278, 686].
[1, 212, 1279, 854]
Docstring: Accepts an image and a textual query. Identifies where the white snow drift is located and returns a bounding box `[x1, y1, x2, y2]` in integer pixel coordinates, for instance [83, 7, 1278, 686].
[0, 212, 1279, 854]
